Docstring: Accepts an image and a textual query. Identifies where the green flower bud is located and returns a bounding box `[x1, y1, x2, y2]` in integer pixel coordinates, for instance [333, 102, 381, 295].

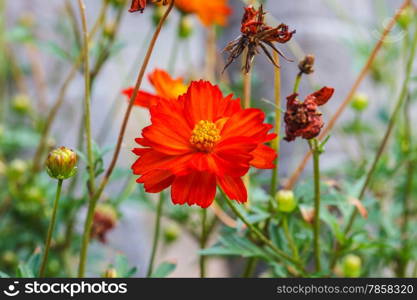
[24, 186, 44, 204]
[46, 146, 77, 180]
[397, 7, 415, 29]
[350, 93, 369, 112]
[103, 268, 118, 278]
[7, 159, 27, 180]
[103, 21, 116, 38]
[342, 254, 362, 277]
[178, 16, 193, 39]
[152, 5, 166, 27]
[164, 223, 180, 243]
[2, 251, 18, 267]
[12, 94, 31, 114]
[275, 190, 297, 213]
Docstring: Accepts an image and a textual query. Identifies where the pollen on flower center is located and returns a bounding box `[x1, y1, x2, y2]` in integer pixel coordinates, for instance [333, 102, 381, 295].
[190, 120, 221, 152]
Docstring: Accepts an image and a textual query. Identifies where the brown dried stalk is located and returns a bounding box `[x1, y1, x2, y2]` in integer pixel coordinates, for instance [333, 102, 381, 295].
[283, 0, 411, 190]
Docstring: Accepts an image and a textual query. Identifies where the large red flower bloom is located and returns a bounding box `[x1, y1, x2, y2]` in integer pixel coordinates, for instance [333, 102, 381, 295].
[131, 81, 276, 208]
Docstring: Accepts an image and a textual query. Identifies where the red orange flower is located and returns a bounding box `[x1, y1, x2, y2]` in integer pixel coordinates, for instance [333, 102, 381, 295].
[122, 69, 187, 108]
[175, 0, 231, 27]
[131, 81, 276, 208]
[284, 87, 334, 142]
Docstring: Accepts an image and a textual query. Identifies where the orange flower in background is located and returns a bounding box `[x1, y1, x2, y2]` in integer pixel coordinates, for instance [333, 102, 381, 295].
[122, 69, 187, 108]
[131, 81, 276, 208]
[175, 0, 231, 27]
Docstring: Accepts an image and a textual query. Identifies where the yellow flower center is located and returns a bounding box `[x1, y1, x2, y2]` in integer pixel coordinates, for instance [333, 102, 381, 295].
[190, 120, 221, 152]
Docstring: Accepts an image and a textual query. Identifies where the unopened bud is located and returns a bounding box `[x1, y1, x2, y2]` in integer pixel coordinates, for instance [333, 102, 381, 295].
[350, 93, 369, 112]
[342, 254, 362, 277]
[275, 190, 297, 213]
[12, 94, 31, 114]
[397, 7, 415, 29]
[46, 146, 77, 180]
[91, 204, 118, 243]
[152, 5, 166, 27]
[7, 159, 27, 180]
[103, 268, 118, 278]
[103, 21, 116, 38]
[178, 16, 193, 39]
[164, 223, 180, 243]
[298, 54, 315, 75]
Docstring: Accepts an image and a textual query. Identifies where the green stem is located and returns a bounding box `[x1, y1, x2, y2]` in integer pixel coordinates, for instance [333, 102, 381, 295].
[293, 72, 302, 93]
[222, 191, 305, 273]
[39, 179, 63, 277]
[269, 52, 281, 202]
[200, 208, 208, 278]
[242, 257, 257, 278]
[343, 21, 417, 237]
[77, 1, 176, 277]
[282, 215, 299, 262]
[78, 0, 95, 197]
[146, 193, 164, 277]
[312, 139, 321, 272]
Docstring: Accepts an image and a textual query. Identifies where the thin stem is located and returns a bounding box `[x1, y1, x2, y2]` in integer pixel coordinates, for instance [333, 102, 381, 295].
[146, 193, 165, 277]
[282, 215, 299, 262]
[283, 0, 412, 190]
[200, 208, 208, 278]
[30, 1, 111, 175]
[243, 62, 252, 109]
[269, 52, 281, 200]
[293, 72, 302, 94]
[78, 0, 95, 196]
[205, 26, 216, 82]
[344, 21, 417, 236]
[310, 139, 321, 272]
[77, 1, 175, 277]
[242, 257, 257, 278]
[39, 179, 63, 277]
[222, 192, 305, 273]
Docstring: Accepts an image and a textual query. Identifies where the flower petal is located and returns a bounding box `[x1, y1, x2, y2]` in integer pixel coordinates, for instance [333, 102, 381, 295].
[171, 171, 217, 208]
[250, 144, 277, 169]
[137, 170, 175, 193]
[311, 86, 334, 106]
[220, 108, 271, 141]
[218, 176, 247, 203]
[122, 88, 163, 108]
[148, 69, 187, 100]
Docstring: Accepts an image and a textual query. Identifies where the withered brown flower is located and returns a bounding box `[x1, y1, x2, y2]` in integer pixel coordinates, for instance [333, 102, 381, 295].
[91, 205, 118, 243]
[284, 87, 334, 142]
[223, 5, 295, 73]
[129, 0, 169, 13]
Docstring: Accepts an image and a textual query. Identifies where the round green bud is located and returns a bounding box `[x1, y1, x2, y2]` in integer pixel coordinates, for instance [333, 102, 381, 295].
[275, 190, 297, 213]
[12, 94, 31, 114]
[103, 22, 116, 38]
[164, 224, 180, 243]
[152, 5, 166, 27]
[178, 16, 193, 39]
[46, 146, 77, 180]
[350, 93, 369, 112]
[24, 186, 44, 204]
[7, 159, 27, 180]
[2, 251, 18, 267]
[342, 254, 362, 278]
[103, 268, 118, 278]
[397, 7, 415, 29]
